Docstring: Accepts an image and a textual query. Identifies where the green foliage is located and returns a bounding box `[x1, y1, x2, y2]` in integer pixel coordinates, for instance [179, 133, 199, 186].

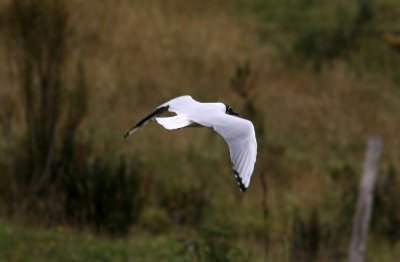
[289, 205, 353, 261]
[62, 143, 144, 236]
[157, 182, 209, 227]
[183, 221, 252, 262]
[0, 0, 144, 237]
[0, 220, 183, 262]
[328, 163, 358, 235]
[0, 0, 399, 260]
[200, 225, 238, 262]
[230, 62, 253, 99]
[1, 0, 83, 200]
[140, 207, 172, 234]
[293, 0, 375, 70]
[239, 0, 377, 70]
[3, 0, 70, 184]
[372, 166, 400, 244]
[290, 209, 321, 262]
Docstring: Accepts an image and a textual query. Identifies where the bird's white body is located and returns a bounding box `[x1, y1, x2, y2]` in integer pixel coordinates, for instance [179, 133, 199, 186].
[124, 95, 257, 192]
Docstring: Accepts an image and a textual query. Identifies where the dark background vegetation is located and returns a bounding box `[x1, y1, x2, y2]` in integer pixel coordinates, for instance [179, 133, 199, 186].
[0, 0, 399, 261]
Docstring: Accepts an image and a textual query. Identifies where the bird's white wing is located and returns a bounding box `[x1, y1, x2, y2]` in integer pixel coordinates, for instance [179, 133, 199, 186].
[212, 115, 257, 192]
[159, 95, 199, 114]
[123, 95, 257, 192]
[155, 115, 193, 130]
[124, 95, 198, 137]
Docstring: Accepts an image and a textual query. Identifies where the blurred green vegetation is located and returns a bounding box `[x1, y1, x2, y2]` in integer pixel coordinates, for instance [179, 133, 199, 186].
[0, 0, 400, 260]
[0, 219, 184, 261]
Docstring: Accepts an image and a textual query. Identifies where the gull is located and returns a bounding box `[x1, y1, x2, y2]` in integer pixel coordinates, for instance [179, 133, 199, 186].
[123, 95, 257, 192]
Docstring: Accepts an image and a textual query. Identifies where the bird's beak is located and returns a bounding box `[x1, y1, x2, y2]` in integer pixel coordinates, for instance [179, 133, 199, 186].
[232, 111, 239, 116]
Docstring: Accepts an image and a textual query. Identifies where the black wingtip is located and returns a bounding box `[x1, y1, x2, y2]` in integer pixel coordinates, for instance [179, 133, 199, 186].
[123, 105, 169, 140]
[234, 170, 247, 192]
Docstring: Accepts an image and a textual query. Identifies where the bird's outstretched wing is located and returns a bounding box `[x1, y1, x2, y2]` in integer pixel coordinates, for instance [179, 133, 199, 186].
[123, 95, 258, 192]
[212, 115, 257, 192]
[123, 96, 197, 137]
[123, 105, 169, 137]
[155, 115, 194, 130]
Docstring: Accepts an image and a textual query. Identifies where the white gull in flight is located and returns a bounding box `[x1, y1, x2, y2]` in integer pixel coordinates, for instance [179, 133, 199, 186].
[124, 95, 257, 192]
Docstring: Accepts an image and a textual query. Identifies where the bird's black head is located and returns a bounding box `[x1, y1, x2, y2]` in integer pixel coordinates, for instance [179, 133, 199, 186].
[225, 104, 239, 116]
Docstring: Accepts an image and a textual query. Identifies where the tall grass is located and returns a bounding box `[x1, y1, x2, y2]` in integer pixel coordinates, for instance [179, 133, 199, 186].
[0, 0, 399, 259]
[4, 0, 69, 193]
[0, 0, 145, 236]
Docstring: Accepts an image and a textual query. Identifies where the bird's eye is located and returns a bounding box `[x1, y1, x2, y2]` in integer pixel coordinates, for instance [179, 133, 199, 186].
[225, 105, 237, 115]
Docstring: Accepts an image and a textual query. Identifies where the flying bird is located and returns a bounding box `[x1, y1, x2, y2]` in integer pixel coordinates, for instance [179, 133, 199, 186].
[123, 95, 257, 192]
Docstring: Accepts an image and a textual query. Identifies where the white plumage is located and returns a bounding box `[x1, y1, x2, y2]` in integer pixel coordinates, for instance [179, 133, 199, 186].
[124, 95, 257, 192]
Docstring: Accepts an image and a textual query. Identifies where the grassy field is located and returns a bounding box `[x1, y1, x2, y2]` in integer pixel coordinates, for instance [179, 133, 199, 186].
[0, 0, 400, 261]
[0, 220, 184, 262]
[0, 219, 398, 262]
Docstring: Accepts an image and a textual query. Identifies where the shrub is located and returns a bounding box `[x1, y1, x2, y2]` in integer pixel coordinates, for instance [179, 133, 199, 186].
[182, 221, 252, 262]
[0, 0, 144, 236]
[328, 163, 358, 235]
[3, 0, 70, 188]
[289, 206, 350, 261]
[157, 182, 209, 227]
[371, 165, 400, 244]
[290, 209, 321, 262]
[292, 0, 375, 70]
[62, 141, 144, 236]
[139, 207, 172, 234]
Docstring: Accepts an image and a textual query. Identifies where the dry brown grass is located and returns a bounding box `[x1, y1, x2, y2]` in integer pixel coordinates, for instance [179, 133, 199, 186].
[1, 0, 400, 259]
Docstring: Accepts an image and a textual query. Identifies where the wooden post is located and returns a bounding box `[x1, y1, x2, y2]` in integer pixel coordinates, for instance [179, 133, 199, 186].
[348, 136, 383, 262]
